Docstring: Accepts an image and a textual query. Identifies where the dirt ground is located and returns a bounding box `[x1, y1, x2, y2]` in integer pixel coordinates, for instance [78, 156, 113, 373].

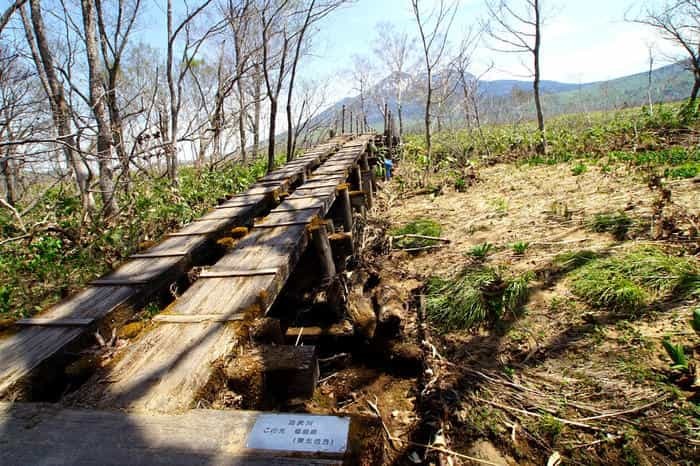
[366, 159, 700, 465]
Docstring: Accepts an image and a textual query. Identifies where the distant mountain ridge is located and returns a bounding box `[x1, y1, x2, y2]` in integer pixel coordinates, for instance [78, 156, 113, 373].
[319, 62, 694, 131]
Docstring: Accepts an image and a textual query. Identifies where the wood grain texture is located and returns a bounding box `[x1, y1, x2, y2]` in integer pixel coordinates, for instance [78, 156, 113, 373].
[0, 403, 346, 465]
[0, 139, 353, 400]
[72, 136, 371, 413]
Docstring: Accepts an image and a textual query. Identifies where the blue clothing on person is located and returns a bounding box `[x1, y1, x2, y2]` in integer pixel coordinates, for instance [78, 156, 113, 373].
[384, 158, 394, 179]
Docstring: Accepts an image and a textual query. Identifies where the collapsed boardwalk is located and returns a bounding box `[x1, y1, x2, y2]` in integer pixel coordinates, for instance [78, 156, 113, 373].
[0, 137, 350, 399]
[75, 136, 372, 411]
[0, 135, 380, 464]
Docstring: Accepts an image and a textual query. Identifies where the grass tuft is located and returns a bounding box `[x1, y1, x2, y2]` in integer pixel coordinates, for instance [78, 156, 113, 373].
[567, 247, 700, 312]
[390, 218, 442, 249]
[426, 266, 533, 331]
[468, 242, 493, 260]
[552, 250, 598, 272]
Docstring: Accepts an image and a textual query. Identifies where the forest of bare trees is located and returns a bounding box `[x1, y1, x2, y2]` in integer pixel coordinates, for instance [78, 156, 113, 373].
[2, 0, 700, 224]
[0, 0, 347, 222]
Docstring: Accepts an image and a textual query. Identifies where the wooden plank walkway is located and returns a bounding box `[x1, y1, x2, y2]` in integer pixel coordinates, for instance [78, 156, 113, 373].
[0, 402, 359, 465]
[0, 137, 350, 399]
[73, 136, 372, 413]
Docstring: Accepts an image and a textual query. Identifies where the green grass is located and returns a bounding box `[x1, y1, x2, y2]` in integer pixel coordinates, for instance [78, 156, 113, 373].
[511, 241, 530, 255]
[426, 266, 533, 331]
[403, 101, 700, 170]
[0, 157, 270, 319]
[390, 218, 442, 250]
[567, 247, 700, 313]
[571, 162, 587, 176]
[586, 212, 633, 240]
[468, 242, 493, 260]
[552, 250, 599, 272]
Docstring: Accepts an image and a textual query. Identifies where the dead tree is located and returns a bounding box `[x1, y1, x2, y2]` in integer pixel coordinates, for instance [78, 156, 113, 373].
[22, 0, 95, 213]
[485, 0, 547, 154]
[259, 0, 291, 173]
[165, 0, 214, 185]
[284, 0, 345, 161]
[81, 0, 119, 217]
[410, 0, 457, 173]
[94, 0, 142, 193]
[632, 1, 700, 106]
[0, 0, 27, 35]
[373, 22, 415, 136]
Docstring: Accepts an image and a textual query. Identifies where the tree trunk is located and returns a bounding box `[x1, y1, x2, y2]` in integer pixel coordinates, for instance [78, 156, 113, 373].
[267, 98, 277, 173]
[166, 0, 178, 185]
[233, 29, 247, 163]
[26, 0, 94, 213]
[251, 63, 262, 160]
[425, 69, 432, 169]
[533, 0, 546, 155]
[690, 74, 700, 104]
[81, 0, 118, 218]
[1, 150, 16, 205]
[398, 102, 403, 137]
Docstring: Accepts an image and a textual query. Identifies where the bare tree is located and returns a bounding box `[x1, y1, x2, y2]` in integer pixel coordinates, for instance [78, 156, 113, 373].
[259, 0, 291, 172]
[373, 22, 415, 136]
[632, 1, 700, 105]
[81, 0, 119, 217]
[165, 0, 214, 184]
[0, 0, 27, 35]
[410, 0, 458, 170]
[485, 0, 547, 154]
[94, 0, 143, 192]
[22, 0, 95, 212]
[349, 54, 375, 128]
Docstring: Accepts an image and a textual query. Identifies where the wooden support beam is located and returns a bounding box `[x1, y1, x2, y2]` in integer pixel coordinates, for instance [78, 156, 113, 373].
[310, 223, 337, 282]
[361, 170, 374, 209]
[336, 185, 353, 232]
[349, 190, 366, 214]
[352, 165, 363, 191]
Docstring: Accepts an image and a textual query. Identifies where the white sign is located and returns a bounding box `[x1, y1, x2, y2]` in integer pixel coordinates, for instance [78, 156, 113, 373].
[246, 413, 350, 454]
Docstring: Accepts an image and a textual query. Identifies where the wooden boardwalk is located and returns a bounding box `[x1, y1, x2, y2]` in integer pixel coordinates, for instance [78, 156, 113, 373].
[0, 137, 350, 399]
[73, 136, 372, 412]
[0, 134, 382, 465]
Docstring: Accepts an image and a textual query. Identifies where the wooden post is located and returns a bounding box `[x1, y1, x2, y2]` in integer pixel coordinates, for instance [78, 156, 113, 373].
[349, 110, 353, 134]
[341, 105, 346, 134]
[387, 110, 394, 154]
[349, 191, 366, 216]
[383, 102, 388, 136]
[353, 165, 363, 191]
[310, 224, 336, 282]
[337, 184, 353, 233]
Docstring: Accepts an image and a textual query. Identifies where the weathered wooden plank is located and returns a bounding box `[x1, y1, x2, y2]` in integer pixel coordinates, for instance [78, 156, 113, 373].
[152, 314, 245, 323]
[14, 318, 95, 327]
[128, 251, 189, 259]
[0, 139, 350, 400]
[69, 136, 372, 413]
[0, 403, 354, 465]
[199, 268, 279, 278]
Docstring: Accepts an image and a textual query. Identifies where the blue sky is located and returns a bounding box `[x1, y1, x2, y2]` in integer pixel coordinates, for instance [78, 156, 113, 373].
[301, 0, 680, 98]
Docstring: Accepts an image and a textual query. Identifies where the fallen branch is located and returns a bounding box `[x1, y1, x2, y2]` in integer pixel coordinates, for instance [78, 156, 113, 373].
[366, 398, 505, 466]
[392, 233, 451, 243]
[399, 244, 447, 253]
[575, 397, 667, 422]
[475, 397, 605, 432]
